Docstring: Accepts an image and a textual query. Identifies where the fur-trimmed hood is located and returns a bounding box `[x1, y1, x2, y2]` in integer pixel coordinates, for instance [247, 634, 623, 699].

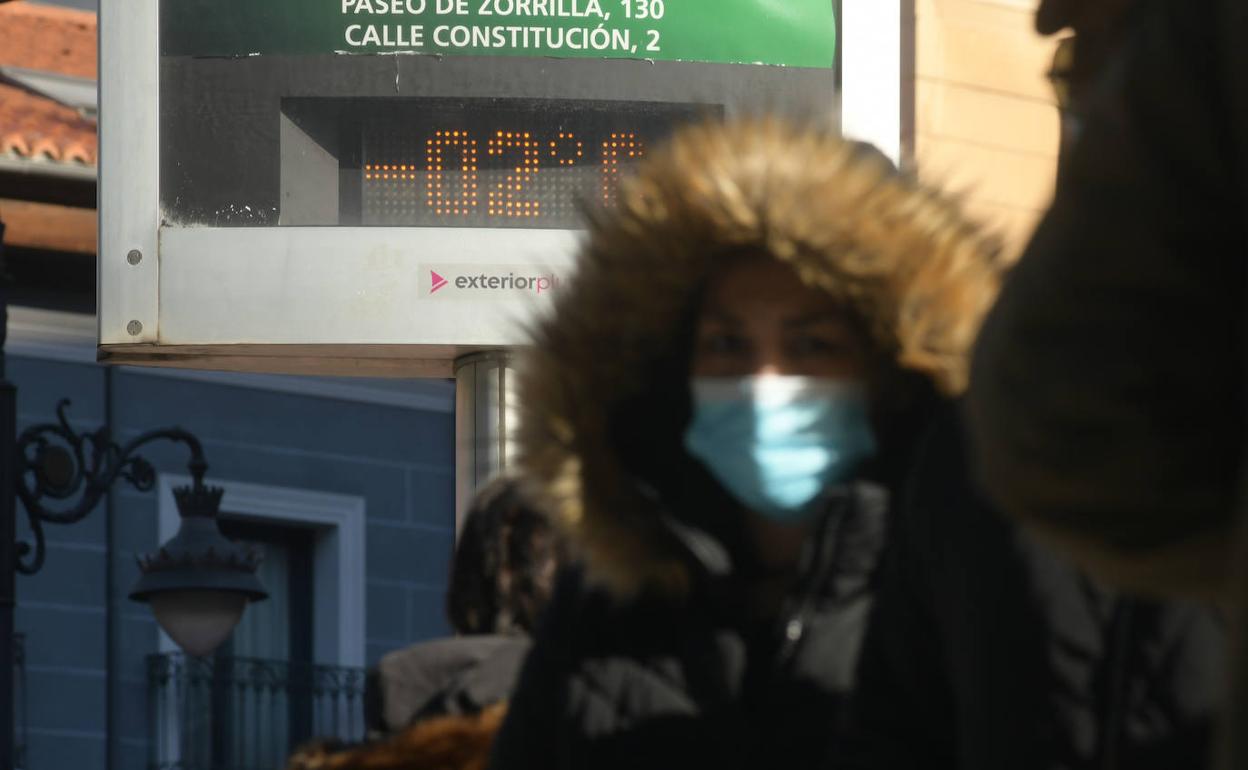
[517, 117, 1005, 598]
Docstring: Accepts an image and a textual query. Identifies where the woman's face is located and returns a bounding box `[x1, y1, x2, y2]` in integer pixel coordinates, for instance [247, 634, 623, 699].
[690, 258, 870, 379]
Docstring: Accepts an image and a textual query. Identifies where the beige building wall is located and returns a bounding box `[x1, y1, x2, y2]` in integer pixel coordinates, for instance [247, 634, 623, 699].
[911, 0, 1060, 255]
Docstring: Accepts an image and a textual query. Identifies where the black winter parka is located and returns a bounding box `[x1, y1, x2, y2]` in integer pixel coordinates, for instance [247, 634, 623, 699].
[491, 484, 887, 770]
[842, 409, 1226, 770]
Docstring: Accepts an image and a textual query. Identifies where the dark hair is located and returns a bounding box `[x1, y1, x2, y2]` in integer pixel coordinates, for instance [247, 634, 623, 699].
[446, 474, 561, 636]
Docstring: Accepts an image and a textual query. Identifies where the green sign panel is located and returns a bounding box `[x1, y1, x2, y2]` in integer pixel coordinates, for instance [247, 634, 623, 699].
[161, 0, 837, 68]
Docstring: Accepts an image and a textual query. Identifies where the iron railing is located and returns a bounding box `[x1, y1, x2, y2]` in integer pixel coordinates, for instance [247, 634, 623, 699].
[147, 653, 366, 770]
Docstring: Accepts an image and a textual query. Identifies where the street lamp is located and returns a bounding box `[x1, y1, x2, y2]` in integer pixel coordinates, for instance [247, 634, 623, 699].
[12, 399, 269, 650]
[130, 483, 267, 656]
[131, 479, 268, 653]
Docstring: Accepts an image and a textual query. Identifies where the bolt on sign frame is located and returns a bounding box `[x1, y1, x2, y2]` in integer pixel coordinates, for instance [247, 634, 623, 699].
[98, 0, 901, 377]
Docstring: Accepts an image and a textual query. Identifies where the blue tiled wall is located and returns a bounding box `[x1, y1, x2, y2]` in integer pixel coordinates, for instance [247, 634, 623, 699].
[10, 356, 457, 769]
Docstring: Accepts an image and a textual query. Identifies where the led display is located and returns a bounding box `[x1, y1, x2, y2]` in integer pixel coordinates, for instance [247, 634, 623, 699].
[359, 98, 711, 228]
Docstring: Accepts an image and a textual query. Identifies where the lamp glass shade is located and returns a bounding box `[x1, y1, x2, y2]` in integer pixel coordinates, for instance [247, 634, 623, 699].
[150, 589, 246, 657]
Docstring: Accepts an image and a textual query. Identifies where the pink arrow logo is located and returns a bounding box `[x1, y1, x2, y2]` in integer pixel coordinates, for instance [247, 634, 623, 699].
[430, 270, 448, 294]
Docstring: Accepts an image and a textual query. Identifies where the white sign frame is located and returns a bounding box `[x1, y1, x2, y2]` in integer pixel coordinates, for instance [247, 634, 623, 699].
[98, 0, 901, 377]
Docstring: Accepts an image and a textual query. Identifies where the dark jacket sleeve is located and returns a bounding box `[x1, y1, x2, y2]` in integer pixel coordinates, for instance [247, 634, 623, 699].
[842, 408, 1110, 770]
[839, 516, 956, 769]
[839, 415, 959, 770]
[966, 0, 1248, 590]
[488, 570, 581, 770]
[489, 567, 717, 770]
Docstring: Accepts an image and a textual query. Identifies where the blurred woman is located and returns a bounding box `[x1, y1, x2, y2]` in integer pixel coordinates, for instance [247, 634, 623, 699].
[490, 116, 1002, 769]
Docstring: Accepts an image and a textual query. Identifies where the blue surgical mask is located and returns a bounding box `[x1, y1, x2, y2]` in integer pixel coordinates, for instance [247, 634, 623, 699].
[684, 376, 877, 522]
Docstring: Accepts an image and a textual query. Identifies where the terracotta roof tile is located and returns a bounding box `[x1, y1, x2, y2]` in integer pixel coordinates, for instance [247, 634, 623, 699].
[0, 1, 98, 168]
[0, 1, 97, 79]
[0, 81, 97, 165]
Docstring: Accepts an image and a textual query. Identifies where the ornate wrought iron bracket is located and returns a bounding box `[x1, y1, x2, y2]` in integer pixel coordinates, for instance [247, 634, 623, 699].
[14, 399, 208, 575]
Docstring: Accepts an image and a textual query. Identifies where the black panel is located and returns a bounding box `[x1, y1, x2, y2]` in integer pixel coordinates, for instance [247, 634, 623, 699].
[158, 54, 837, 227]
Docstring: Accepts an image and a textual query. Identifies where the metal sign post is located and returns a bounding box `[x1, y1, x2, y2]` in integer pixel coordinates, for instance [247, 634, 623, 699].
[453, 352, 515, 535]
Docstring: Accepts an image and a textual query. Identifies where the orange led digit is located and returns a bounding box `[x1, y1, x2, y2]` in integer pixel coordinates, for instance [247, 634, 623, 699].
[425, 132, 478, 215]
[487, 131, 542, 218]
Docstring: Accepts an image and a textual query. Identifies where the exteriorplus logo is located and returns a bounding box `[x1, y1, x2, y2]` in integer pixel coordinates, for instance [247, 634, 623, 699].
[421, 264, 563, 300]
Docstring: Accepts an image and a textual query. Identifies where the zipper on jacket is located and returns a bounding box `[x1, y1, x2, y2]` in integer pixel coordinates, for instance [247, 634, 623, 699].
[772, 494, 854, 671]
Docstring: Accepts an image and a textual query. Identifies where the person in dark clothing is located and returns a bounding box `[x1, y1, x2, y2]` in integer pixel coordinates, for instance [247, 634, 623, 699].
[488, 117, 1005, 770]
[965, 1, 1246, 765]
[842, 405, 1226, 770]
[968, 0, 1245, 607]
[366, 472, 561, 734]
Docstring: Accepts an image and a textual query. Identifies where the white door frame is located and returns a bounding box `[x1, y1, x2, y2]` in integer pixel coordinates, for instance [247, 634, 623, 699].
[156, 474, 366, 667]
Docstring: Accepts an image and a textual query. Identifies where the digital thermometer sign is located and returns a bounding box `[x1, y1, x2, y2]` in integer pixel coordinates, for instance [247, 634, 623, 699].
[104, 0, 852, 374]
